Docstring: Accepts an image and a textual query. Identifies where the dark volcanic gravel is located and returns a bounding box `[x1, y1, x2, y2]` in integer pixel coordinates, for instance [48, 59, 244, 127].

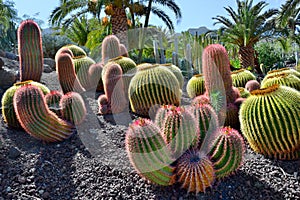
[0, 71, 299, 200]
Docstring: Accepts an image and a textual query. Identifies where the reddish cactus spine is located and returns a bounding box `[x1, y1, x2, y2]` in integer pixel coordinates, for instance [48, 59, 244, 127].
[56, 53, 85, 94]
[88, 62, 104, 91]
[18, 20, 43, 82]
[13, 85, 75, 142]
[101, 35, 121, 63]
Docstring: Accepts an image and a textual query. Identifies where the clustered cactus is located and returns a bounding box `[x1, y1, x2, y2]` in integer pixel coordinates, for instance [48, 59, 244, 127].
[261, 73, 300, 91]
[126, 104, 245, 194]
[186, 74, 205, 98]
[231, 69, 256, 88]
[239, 84, 300, 160]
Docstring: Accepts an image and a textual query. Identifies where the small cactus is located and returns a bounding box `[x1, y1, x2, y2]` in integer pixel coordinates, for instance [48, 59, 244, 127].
[45, 90, 63, 116]
[18, 20, 43, 82]
[239, 84, 300, 160]
[237, 87, 250, 98]
[231, 69, 256, 88]
[73, 56, 96, 90]
[191, 95, 210, 106]
[128, 64, 181, 117]
[1, 80, 50, 129]
[176, 150, 215, 194]
[101, 35, 121, 63]
[60, 92, 86, 125]
[119, 43, 128, 57]
[13, 85, 75, 142]
[88, 62, 104, 91]
[186, 74, 205, 98]
[245, 80, 260, 92]
[125, 118, 175, 186]
[60, 44, 87, 58]
[261, 73, 300, 91]
[56, 52, 85, 94]
[209, 127, 245, 178]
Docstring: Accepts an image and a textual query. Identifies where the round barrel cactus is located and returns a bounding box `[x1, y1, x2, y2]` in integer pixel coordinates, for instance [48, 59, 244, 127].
[231, 69, 256, 88]
[59, 44, 87, 58]
[160, 63, 184, 89]
[45, 90, 63, 116]
[1, 80, 50, 129]
[128, 64, 181, 117]
[261, 73, 300, 91]
[73, 56, 96, 90]
[209, 127, 245, 178]
[239, 84, 300, 160]
[265, 68, 300, 79]
[186, 74, 205, 98]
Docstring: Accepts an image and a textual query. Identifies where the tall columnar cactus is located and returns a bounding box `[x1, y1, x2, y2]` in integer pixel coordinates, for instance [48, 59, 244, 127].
[56, 52, 85, 94]
[13, 85, 75, 142]
[99, 63, 127, 114]
[239, 84, 300, 160]
[101, 35, 121, 63]
[209, 127, 245, 178]
[1, 80, 50, 129]
[119, 43, 128, 57]
[45, 90, 63, 116]
[188, 103, 219, 148]
[186, 74, 205, 98]
[18, 20, 43, 82]
[60, 92, 86, 125]
[245, 80, 260, 92]
[125, 118, 175, 186]
[161, 63, 184, 89]
[231, 69, 256, 88]
[158, 106, 199, 158]
[73, 56, 96, 90]
[176, 150, 215, 194]
[261, 73, 300, 91]
[88, 62, 104, 92]
[128, 64, 181, 117]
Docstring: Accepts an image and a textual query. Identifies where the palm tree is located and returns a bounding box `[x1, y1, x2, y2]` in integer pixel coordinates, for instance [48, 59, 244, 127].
[213, 0, 277, 73]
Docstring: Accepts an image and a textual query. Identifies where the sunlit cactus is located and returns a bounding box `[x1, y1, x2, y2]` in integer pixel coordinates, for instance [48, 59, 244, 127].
[231, 69, 256, 88]
[56, 52, 85, 94]
[186, 74, 205, 98]
[265, 67, 300, 79]
[239, 84, 300, 160]
[88, 62, 104, 92]
[261, 73, 300, 91]
[58, 44, 87, 58]
[101, 35, 121, 63]
[45, 90, 63, 116]
[73, 56, 96, 90]
[18, 20, 43, 82]
[128, 64, 181, 117]
[176, 150, 215, 194]
[125, 118, 175, 186]
[209, 127, 245, 178]
[119, 43, 128, 57]
[97, 94, 109, 114]
[159, 106, 199, 158]
[1, 80, 50, 129]
[13, 85, 75, 142]
[60, 92, 86, 125]
[161, 63, 184, 89]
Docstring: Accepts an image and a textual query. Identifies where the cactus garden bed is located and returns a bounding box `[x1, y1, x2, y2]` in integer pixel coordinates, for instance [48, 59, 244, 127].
[0, 71, 299, 200]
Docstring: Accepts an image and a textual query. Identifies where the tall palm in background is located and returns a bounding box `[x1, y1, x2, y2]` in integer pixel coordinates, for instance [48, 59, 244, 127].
[213, 0, 277, 74]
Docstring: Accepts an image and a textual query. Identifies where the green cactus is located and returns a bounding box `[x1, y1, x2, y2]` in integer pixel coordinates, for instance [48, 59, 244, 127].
[237, 87, 250, 98]
[209, 127, 245, 178]
[154, 105, 174, 128]
[176, 150, 215, 194]
[60, 92, 86, 125]
[101, 35, 121, 63]
[125, 118, 175, 186]
[265, 67, 300, 80]
[186, 74, 205, 98]
[231, 69, 256, 88]
[13, 85, 75, 142]
[73, 56, 96, 90]
[239, 84, 300, 160]
[128, 64, 181, 117]
[261, 73, 300, 91]
[159, 106, 199, 158]
[45, 90, 63, 116]
[18, 20, 43, 82]
[56, 52, 85, 94]
[61, 44, 87, 58]
[88, 62, 104, 92]
[160, 63, 184, 89]
[1, 80, 50, 129]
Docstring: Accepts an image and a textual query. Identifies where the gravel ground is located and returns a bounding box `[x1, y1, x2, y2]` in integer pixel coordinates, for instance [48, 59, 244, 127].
[0, 71, 299, 200]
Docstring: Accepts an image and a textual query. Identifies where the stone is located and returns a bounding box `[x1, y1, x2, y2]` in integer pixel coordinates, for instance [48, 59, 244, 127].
[0, 58, 4, 69]
[44, 58, 56, 71]
[43, 64, 53, 73]
[0, 66, 18, 88]
[8, 147, 21, 159]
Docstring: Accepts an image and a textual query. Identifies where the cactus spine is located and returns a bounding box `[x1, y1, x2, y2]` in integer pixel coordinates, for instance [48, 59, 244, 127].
[161, 63, 184, 89]
[209, 127, 245, 178]
[101, 35, 121, 63]
[239, 84, 300, 160]
[18, 20, 43, 82]
[1, 80, 50, 129]
[176, 150, 215, 194]
[56, 53, 85, 94]
[261, 73, 300, 91]
[45, 90, 63, 116]
[73, 56, 96, 90]
[128, 64, 181, 117]
[125, 118, 175, 186]
[186, 74, 205, 98]
[231, 69, 256, 88]
[88, 62, 104, 91]
[13, 85, 75, 142]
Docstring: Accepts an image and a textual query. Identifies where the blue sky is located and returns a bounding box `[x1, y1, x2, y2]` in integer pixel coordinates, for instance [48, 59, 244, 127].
[14, 0, 285, 32]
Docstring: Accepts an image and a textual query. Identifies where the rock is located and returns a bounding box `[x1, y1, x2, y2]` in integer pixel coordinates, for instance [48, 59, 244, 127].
[5, 52, 17, 60]
[0, 66, 18, 88]
[43, 64, 53, 73]
[8, 147, 21, 159]
[17, 176, 26, 184]
[0, 58, 4, 69]
[44, 58, 56, 71]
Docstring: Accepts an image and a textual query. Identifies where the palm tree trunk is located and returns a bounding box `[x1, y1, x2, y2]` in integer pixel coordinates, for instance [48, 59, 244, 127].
[111, 5, 128, 46]
[239, 45, 263, 75]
